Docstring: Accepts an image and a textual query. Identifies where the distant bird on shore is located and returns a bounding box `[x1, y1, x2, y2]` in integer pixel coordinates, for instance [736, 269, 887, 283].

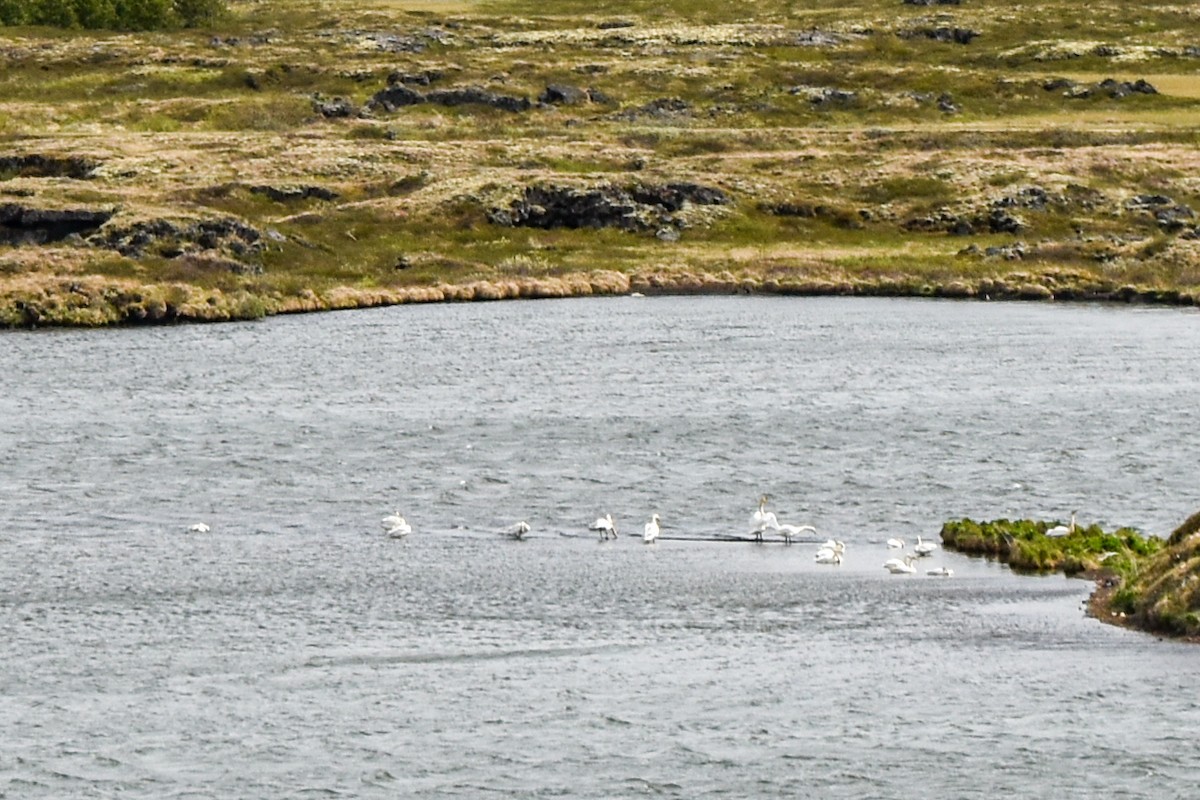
[590, 514, 617, 540]
[500, 521, 531, 540]
[382, 512, 412, 537]
[187, 522, 210, 533]
[1046, 512, 1077, 538]
[643, 514, 661, 544]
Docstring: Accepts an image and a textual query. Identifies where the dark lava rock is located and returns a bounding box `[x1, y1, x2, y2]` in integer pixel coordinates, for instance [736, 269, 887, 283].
[426, 87, 532, 112]
[91, 217, 264, 260]
[368, 84, 532, 113]
[490, 182, 729, 232]
[1127, 194, 1174, 208]
[902, 27, 979, 45]
[995, 186, 1053, 210]
[985, 208, 1024, 234]
[901, 209, 964, 233]
[805, 87, 857, 105]
[612, 97, 691, 121]
[249, 185, 339, 203]
[984, 242, 1027, 260]
[1099, 78, 1157, 98]
[1043, 78, 1078, 92]
[937, 92, 960, 113]
[1155, 206, 1195, 233]
[903, 0, 961, 4]
[539, 83, 589, 105]
[1064, 78, 1158, 100]
[388, 69, 444, 86]
[367, 85, 425, 112]
[597, 20, 635, 30]
[0, 155, 99, 180]
[793, 29, 850, 46]
[313, 96, 357, 118]
[0, 204, 113, 245]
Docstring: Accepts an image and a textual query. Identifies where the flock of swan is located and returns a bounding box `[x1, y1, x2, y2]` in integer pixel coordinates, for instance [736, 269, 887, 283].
[350, 495, 952, 576]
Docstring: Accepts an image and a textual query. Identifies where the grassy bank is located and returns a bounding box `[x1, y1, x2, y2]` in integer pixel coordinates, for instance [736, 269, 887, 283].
[941, 512, 1200, 640]
[3, 0, 1200, 325]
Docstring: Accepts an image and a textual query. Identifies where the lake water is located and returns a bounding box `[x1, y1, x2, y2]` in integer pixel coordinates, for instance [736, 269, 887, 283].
[2, 296, 1199, 798]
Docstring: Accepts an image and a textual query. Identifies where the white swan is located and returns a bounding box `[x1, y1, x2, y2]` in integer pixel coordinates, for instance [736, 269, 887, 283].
[814, 540, 845, 563]
[643, 514, 660, 544]
[500, 521, 531, 540]
[814, 548, 842, 565]
[382, 512, 411, 537]
[590, 514, 617, 540]
[188, 522, 210, 533]
[751, 495, 777, 541]
[884, 554, 918, 574]
[926, 567, 954, 577]
[777, 523, 817, 545]
[886, 537, 904, 549]
[1046, 512, 1077, 538]
[913, 535, 938, 556]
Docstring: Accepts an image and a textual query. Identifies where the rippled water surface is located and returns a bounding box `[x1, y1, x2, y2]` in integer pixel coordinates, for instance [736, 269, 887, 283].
[3, 296, 1200, 798]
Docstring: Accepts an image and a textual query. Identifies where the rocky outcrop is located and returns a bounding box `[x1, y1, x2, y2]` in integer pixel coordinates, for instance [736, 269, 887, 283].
[489, 182, 730, 232]
[611, 97, 691, 121]
[426, 87, 532, 112]
[791, 86, 857, 105]
[249, 184, 339, 203]
[0, 204, 113, 245]
[89, 217, 266, 269]
[1125, 195, 1195, 233]
[0, 155, 100, 179]
[367, 84, 532, 113]
[539, 83, 590, 105]
[312, 96, 357, 118]
[1047, 78, 1158, 99]
[901, 27, 979, 45]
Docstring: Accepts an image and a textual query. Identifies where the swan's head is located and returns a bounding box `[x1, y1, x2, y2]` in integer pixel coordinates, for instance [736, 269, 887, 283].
[652, 514, 661, 523]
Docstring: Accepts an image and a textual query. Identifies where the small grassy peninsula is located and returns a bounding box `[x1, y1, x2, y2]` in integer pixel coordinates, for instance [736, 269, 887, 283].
[3, 0, 1200, 326]
[941, 510, 1200, 640]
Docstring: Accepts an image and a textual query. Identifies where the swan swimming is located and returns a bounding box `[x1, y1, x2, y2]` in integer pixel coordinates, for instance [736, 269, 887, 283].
[188, 523, 210, 533]
[643, 514, 660, 544]
[1046, 512, 1077, 538]
[886, 537, 904, 549]
[926, 567, 954, 577]
[381, 512, 412, 537]
[814, 548, 842, 565]
[500, 521, 531, 540]
[590, 514, 617, 540]
[913, 536, 938, 556]
[884, 554, 918, 574]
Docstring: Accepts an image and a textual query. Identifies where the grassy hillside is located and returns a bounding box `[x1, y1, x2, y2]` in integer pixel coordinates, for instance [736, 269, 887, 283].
[2, 0, 1200, 324]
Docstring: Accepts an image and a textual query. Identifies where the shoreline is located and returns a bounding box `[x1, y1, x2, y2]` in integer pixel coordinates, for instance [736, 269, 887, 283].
[4, 267, 1197, 328]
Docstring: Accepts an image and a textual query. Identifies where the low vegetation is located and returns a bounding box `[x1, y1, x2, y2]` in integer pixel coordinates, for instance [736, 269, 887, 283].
[2, 0, 1200, 325]
[941, 513, 1200, 640]
[0, 0, 224, 29]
